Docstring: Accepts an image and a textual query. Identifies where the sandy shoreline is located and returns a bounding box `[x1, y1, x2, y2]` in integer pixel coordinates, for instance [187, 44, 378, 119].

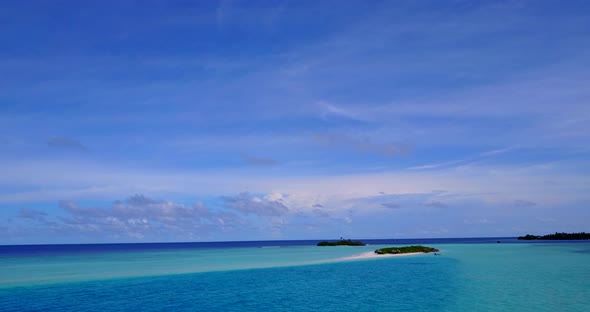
[339, 251, 426, 261]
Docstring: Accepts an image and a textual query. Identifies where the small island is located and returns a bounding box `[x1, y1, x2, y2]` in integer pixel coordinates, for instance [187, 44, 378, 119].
[374, 245, 439, 255]
[518, 232, 590, 240]
[317, 239, 366, 246]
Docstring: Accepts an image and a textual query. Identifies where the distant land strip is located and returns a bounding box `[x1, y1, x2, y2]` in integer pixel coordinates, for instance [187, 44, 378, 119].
[518, 232, 590, 240]
[317, 240, 366, 246]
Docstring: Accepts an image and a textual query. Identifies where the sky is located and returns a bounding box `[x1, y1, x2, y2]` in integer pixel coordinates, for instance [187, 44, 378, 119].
[1, 0, 590, 244]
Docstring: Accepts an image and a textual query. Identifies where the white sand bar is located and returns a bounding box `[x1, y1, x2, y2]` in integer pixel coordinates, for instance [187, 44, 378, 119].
[339, 251, 426, 261]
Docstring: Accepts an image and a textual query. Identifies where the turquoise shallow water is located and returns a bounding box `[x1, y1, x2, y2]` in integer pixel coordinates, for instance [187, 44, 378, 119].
[0, 244, 392, 287]
[1, 241, 589, 311]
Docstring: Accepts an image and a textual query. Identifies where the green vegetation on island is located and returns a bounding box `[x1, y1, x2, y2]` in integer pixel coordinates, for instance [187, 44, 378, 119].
[517, 232, 590, 240]
[317, 239, 366, 246]
[374, 245, 439, 255]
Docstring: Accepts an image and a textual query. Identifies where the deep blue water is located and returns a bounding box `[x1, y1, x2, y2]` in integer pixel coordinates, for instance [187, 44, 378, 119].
[0, 237, 517, 257]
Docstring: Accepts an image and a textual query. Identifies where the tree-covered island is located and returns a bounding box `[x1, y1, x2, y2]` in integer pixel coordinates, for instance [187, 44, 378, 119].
[518, 232, 590, 240]
[317, 239, 366, 246]
[374, 245, 439, 255]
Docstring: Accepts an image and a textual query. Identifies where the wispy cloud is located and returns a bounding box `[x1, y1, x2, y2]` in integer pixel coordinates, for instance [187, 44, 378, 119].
[241, 155, 279, 166]
[408, 147, 514, 171]
[313, 133, 411, 157]
[381, 202, 400, 209]
[424, 201, 447, 209]
[47, 137, 88, 152]
[316, 101, 367, 121]
[1, 157, 589, 207]
[463, 218, 493, 225]
[480, 147, 513, 157]
[513, 199, 536, 207]
[407, 159, 467, 171]
[18, 208, 48, 220]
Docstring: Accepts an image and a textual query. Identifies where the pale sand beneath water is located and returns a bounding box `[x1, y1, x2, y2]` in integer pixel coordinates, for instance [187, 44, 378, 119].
[338, 251, 426, 261]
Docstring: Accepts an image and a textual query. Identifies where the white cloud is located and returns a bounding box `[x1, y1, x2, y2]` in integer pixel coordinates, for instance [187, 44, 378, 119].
[53, 195, 214, 239]
[223, 192, 288, 217]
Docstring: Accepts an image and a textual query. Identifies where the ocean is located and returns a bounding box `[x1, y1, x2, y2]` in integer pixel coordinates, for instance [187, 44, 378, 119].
[0, 238, 589, 311]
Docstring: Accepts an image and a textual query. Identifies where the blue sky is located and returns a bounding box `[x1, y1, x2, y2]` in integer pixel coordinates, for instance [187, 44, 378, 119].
[1, 0, 590, 244]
